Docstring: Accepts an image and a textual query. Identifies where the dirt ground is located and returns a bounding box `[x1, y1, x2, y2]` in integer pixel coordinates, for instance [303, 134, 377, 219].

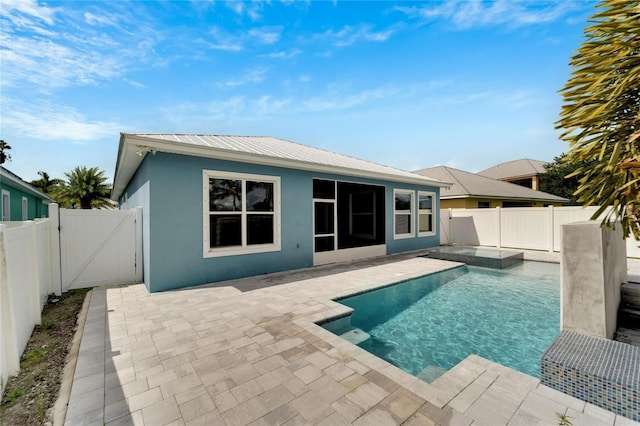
[1, 288, 89, 425]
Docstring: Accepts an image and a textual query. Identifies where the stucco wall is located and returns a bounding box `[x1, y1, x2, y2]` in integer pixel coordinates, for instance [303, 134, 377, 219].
[561, 221, 627, 339]
[121, 157, 151, 291]
[124, 152, 440, 292]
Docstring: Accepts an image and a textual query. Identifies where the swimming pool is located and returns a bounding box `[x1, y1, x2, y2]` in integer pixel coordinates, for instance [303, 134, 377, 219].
[322, 261, 560, 382]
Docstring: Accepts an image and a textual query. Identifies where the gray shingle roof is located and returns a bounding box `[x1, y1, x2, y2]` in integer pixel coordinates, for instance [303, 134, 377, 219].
[112, 133, 449, 200]
[478, 158, 548, 180]
[413, 165, 567, 202]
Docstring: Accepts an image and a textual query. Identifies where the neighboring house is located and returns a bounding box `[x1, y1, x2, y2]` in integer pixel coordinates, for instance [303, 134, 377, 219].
[413, 165, 567, 209]
[112, 133, 449, 292]
[477, 158, 548, 190]
[0, 166, 52, 221]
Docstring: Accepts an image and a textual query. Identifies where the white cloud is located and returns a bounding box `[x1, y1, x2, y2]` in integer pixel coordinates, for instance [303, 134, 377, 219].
[302, 86, 399, 112]
[225, 0, 264, 21]
[2, 0, 57, 26]
[2, 99, 122, 142]
[248, 26, 283, 44]
[83, 11, 120, 27]
[0, 2, 163, 90]
[206, 25, 283, 52]
[218, 68, 268, 87]
[264, 48, 302, 59]
[168, 94, 293, 127]
[315, 24, 396, 47]
[1, 35, 126, 88]
[254, 95, 292, 115]
[394, 0, 578, 29]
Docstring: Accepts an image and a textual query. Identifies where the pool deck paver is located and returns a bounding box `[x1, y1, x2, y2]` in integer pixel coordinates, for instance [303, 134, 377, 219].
[63, 251, 640, 426]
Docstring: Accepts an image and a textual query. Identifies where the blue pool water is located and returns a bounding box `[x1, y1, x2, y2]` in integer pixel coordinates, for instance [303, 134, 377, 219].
[323, 262, 560, 381]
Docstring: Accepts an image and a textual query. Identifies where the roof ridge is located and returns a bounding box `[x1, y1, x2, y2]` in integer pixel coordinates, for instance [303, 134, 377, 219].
[442, 166, 471, 195]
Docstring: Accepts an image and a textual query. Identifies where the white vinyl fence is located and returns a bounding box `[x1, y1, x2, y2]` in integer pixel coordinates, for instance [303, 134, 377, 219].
[0, 219, 57, 393]
[440, 205, 640, 258]
[0, 204, 141, 395]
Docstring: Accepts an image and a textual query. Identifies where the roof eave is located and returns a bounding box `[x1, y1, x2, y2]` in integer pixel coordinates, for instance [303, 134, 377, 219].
[0, 168, 54, 202]
[112, 134, 451, 200]
[440, 194, 568, 203]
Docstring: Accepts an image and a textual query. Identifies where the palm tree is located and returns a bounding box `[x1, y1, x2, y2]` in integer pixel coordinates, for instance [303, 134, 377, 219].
[556, 0, 640, 239]
[61, 166, 112, 209]
[31, 171, 64, 195]
[0, 140, 11, 164]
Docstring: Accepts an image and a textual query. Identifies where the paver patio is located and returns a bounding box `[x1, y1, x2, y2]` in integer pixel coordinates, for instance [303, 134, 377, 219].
[63, 251, 640, 425]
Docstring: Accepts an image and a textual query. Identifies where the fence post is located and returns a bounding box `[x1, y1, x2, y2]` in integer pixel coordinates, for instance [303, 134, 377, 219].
[48, 203, 62, 295]
[548, 205, 555, 252]
[448, 208, 453, 244]
[496, 207, 501, 249]
[25, 221, 42, 325]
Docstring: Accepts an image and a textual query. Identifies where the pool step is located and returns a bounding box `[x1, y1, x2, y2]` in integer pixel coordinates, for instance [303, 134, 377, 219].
[621, 283, 640, 310]
[616, 283, 640, 345]
[614, 327, 640, 347]
[618, 307, 640, 328]
[339, 327, 371, 345]
[417, 365, 447, 383]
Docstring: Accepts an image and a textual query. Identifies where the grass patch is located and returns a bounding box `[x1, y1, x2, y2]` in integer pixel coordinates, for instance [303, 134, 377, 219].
[1, 288, 90, 425]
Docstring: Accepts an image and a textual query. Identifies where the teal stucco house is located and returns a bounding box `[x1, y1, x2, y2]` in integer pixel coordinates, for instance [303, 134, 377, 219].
[1, 166, 52, 221]
[111, 133, 448, 292]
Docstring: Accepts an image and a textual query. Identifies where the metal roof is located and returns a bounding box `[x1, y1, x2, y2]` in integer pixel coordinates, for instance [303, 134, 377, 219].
[413, 165, 567, 202]
[112, 133, 450, 200]
[0, 166, 54, 202]
[477, 158, 548, 180]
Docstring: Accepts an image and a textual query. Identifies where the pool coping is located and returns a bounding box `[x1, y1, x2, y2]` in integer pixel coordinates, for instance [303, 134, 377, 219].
[62, 250, 640, 425]
[294, 259, 545, 410]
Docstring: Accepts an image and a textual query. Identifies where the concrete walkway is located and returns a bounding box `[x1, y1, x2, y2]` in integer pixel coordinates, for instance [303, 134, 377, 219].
[63, 252, 639, 426]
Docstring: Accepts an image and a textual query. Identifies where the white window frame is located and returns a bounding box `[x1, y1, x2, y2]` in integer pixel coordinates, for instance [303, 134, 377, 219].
[313, 179, 337, 254]
[1, 190, 10, 221]
[22, 196, 28, 221]
[203, 170, 281, 258]
[417, 191, 436, 237]
[393, 189, 414, 239]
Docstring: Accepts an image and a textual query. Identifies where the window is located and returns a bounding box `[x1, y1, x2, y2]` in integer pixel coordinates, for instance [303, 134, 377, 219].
[418, 191, 435, 236]
[22, 197, 28, 221]
[477, 201, 490, 208]
[203, 171, 280, 257]
[1, 190, 9, 221]
[349, 190, 376, 240]
[394, 189, 414, 239]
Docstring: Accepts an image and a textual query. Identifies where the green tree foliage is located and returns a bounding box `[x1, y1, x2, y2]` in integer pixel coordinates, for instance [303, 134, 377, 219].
[556, 0, 640, 239]
[59, 166, 112, 209]
[31, 171, 64, 195]
[0, 140, 12, 164]
[540, 154, 592, 205]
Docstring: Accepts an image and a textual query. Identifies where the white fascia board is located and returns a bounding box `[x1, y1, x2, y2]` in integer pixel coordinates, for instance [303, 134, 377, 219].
[112, 134, 450, 200]
[442, 194, 568, 203]
[0, 169, 53, 202]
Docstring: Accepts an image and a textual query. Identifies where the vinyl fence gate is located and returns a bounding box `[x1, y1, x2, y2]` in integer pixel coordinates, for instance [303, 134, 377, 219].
[59, 207, 142, 290]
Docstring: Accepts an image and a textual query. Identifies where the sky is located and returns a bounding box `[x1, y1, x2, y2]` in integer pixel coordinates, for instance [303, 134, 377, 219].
[1, 0, 597, 184]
